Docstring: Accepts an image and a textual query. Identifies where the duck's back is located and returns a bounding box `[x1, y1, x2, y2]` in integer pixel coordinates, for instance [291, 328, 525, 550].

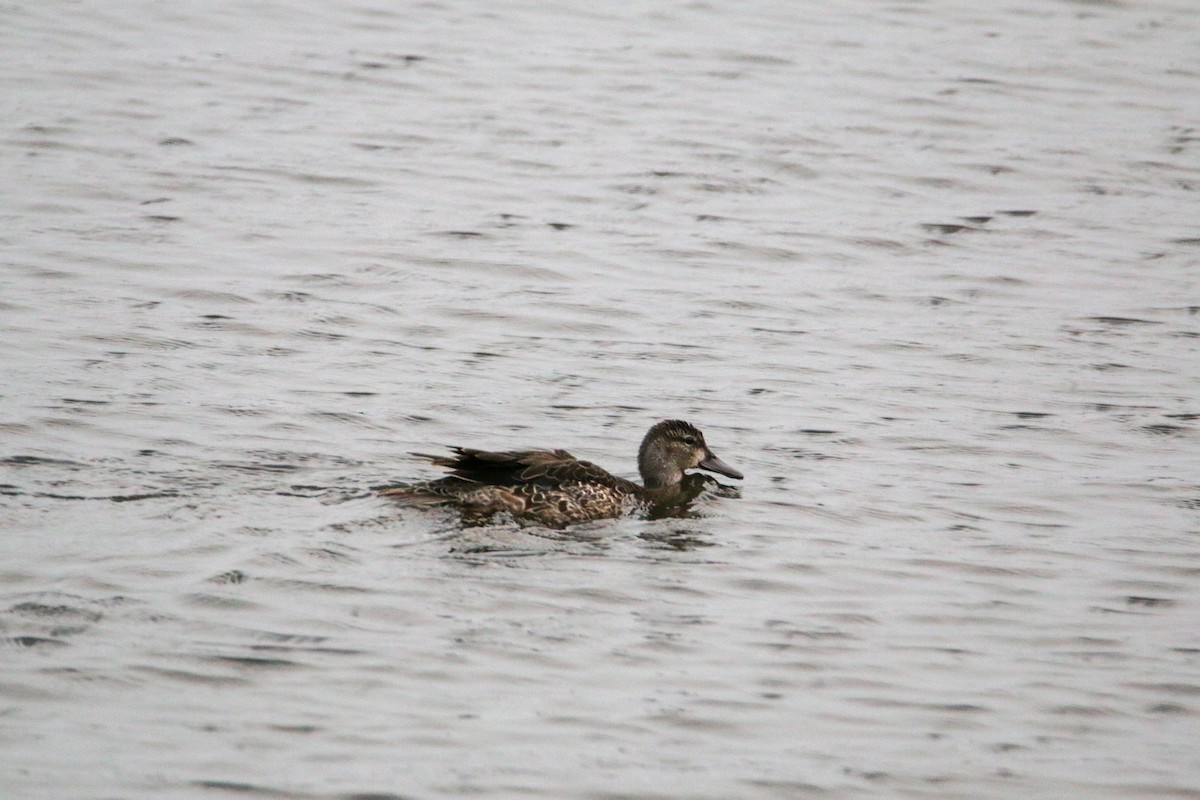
[381, 447, 642, 526]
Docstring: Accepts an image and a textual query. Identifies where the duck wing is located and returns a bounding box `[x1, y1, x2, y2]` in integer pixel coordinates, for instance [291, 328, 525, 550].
[424, 447, 634, 489]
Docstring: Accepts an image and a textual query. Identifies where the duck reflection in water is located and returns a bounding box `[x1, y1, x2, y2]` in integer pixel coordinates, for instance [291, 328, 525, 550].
[379, 419, 742, 528]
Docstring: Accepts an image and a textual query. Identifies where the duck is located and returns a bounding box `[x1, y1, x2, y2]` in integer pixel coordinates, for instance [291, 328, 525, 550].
[379, 419, 742, 527]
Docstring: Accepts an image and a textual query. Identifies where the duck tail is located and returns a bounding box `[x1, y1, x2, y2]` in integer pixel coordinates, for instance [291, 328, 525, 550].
[377, 483, 453, 505]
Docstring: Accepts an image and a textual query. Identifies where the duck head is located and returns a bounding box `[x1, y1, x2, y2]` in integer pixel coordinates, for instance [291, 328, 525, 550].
[637, 419, 744, 489]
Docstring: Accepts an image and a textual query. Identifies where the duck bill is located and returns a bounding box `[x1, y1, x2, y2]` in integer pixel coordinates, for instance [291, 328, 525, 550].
[698, 450, 743, 480]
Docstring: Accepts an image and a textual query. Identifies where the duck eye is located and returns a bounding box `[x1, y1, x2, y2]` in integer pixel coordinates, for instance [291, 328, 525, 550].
[681, 435, 697, 446]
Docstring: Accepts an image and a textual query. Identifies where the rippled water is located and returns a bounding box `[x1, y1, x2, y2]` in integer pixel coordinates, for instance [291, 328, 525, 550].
[3, 1, 1199, 797]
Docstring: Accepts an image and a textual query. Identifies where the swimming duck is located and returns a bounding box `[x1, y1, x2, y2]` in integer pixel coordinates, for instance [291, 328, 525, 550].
[379, 419, 742, 527]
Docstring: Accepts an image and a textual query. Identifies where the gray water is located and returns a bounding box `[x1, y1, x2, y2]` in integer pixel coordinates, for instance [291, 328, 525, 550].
[2, 1, 1199, 798]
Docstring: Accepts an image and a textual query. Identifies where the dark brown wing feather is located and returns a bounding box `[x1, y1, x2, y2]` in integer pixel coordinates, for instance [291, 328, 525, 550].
[420, 447, 637, 492]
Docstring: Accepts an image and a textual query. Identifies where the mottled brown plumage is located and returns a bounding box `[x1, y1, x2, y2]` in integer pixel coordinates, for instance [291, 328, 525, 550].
[379, 420, 742, 527]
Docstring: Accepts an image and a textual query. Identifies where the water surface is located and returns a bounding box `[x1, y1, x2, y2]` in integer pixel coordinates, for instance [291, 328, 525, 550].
[2, 1, 1198, 798]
